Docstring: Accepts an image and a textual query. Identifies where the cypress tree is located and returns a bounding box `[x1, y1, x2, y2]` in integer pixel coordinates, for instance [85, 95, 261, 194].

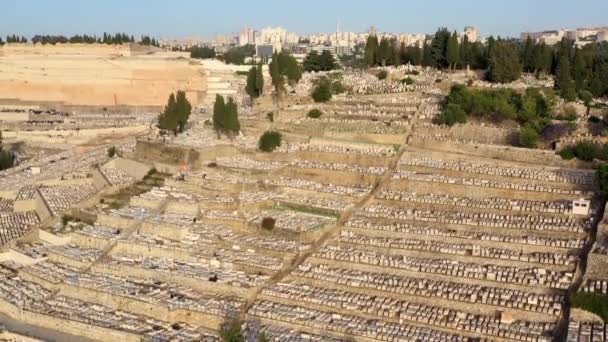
[364, 35, 378, 66]
[213, 94, 226, 133]
[573, 49, 587, 92]
[224, 97, 240, 135]
[422, 41, 433, 67]
[255, 63, 264, 94]
[174, 91, 192, 132]
[246, 65, 260, 100]
[446, 31, 460, 70]
[556, 55, 576, 101]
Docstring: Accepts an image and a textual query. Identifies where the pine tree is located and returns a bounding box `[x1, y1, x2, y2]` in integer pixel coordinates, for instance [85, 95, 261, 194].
[303, 51, 321, 72]
[319, 50, 338, 71]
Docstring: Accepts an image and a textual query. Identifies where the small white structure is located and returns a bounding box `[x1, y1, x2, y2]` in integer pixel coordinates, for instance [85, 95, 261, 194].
[572, 198, 591, 216]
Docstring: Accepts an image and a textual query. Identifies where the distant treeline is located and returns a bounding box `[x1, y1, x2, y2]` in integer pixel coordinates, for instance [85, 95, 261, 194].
[0, 32, 159, 46]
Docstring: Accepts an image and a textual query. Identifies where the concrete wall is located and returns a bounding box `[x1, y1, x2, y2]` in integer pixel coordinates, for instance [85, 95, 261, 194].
[408, 135, 588, 168]
[33, 190, 53, 221]
[0, 298, 140, 342]
[106, 157, 152, 180]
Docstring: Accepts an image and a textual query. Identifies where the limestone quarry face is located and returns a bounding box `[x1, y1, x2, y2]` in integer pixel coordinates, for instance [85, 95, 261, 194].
[0, 43, 207, 109]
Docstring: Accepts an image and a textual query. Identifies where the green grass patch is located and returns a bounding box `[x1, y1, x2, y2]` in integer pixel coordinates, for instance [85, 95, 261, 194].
[571, 292, 608, 322]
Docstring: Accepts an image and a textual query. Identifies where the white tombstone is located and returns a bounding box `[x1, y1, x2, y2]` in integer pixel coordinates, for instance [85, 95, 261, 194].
[572, 198, 590, 216]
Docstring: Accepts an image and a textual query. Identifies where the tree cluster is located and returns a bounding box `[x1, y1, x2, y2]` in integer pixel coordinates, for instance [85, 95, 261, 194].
[559, 141, 608, 162]
[220, 45, 255, 65]
[549, 38, 608, 100]
[27, 33, 158, 46]
[212, 95, 240, 136]
[139, 35, 159, 46]
[303, 50, 338, 72]
[245, 63, 264, 101]
[190, 46, 216, 59]
[102, 33, 136, 45]
[269, 51, 302, 95]
[5, 34, 27, 43]
[438, 85, 557, 148]
[157, 91, 192, 134]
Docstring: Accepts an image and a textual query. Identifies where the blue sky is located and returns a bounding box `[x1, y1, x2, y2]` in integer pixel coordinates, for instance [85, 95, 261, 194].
[1, 0, 607, 39]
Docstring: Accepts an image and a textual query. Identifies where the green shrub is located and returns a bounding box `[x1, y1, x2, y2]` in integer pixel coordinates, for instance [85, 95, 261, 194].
[220, 319, 245, 342]
[437, 104, 467, 126]
[258, 131, 282, 152]
[331, 81, 346, 94]
[311, 78, 332, 103]
[266, 112, 274, 122]
[519, 126, 539, 148]
[144, 168, 157, 180]
[571, 292, 608, 322]
[598, 163, 608, 195]
[261, 217, 276, 230]
[307, 109, 322, 119]
[377, 70, 388, 80]
[107, 146, 117, 158]
[573, 141, 597, 162]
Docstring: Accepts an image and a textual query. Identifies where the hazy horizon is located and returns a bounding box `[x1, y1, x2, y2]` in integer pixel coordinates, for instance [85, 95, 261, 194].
[2, 0, 608, 40]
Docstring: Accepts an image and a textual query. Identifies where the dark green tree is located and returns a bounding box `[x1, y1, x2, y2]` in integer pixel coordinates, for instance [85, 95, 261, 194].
[422, 41, 433, 67]
[311, 77, 332, 103]
[597, 163, 608, 195]
[258, 130, 282, 152]
[158, 93, 178, 132]
[364, 35, 378, 66]
[460, 35, 471, 67]
[488, 41, 522, 83]
[519, 125, 539, 148]
[303, 51, 321, 72]
[446, 31, 460, 70]
[213, 94, 226, 133]
[319, 50, 338, 71]
[430, 28, 451, 68]
[377, 37, 392, 66]
[246, 64, 264, 101]
[555, 55, 576, 101]
[224, 97, 240, 134]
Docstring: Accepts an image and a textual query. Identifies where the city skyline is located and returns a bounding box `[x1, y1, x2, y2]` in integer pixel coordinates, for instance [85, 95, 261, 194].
[2, 0, 608, 39]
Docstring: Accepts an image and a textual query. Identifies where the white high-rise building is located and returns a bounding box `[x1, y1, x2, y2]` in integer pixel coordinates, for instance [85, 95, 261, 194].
[464, 26, 478, 43]
[238, 28, 256, 46]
